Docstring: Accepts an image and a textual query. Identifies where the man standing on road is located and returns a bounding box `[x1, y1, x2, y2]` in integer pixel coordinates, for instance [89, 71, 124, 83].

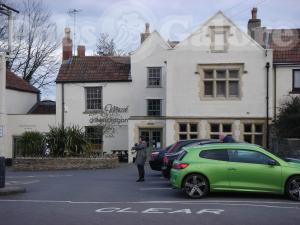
[132, 136, 147, 182]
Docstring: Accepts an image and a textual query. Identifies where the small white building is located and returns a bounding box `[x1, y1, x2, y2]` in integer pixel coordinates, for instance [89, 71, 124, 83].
[0, 54, 56, 164]
[0, 9, 299, 163]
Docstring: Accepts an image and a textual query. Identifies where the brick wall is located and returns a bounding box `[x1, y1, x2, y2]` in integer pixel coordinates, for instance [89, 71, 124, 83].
[13, 156, 119, 171]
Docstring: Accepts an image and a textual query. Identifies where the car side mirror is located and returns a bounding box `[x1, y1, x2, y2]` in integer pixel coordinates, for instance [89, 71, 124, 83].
[268, 159, 277, 166]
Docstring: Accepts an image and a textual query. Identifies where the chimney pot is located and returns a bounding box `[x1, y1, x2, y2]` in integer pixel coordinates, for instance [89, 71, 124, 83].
[252, 7, 258, 19]
[145, 23, 150, 33]
[141, 22, 151, 44]
[77, 45, 85, 57]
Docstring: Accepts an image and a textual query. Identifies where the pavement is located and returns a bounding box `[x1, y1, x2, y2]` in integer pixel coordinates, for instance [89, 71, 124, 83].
[0, 185, 26, 195]
[0, 163, 299, 225]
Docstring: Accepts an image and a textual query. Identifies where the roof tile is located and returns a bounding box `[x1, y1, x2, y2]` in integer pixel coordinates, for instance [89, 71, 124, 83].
[268, 29, 300, 63]
[6, 70, 40, 94]
[56, 56, 131, 83]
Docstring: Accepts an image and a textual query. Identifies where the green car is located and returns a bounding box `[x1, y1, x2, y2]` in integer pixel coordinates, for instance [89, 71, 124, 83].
[170, 143, 300, 200]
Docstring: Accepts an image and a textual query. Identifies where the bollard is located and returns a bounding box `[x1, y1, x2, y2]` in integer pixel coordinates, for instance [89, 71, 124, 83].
[0, 156, 5, 188]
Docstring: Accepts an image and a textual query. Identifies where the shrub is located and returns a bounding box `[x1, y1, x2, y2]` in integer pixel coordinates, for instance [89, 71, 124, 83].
[46, 125, 91, 157]
[20, 131, 45, 157]
[275, 96, 300, 139]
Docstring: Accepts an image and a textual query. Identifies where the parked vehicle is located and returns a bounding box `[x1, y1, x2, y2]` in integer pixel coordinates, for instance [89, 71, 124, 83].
[149, 145, 172, 171]
[161, 139, 220, 178]
[170, 143, 300, 201]
[149, 139, 207, 171]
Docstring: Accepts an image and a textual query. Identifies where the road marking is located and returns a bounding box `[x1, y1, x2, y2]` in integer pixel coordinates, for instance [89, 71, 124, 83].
[95, 207, 225, 215]
[5, 179, 40, 185]
[0, 199, 299, 210]
[139, 188, 173, 191]
[7, 175, 73, 179]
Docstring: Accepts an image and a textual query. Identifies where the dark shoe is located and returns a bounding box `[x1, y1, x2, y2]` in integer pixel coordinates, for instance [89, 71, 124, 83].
[136, 178, 145, 182]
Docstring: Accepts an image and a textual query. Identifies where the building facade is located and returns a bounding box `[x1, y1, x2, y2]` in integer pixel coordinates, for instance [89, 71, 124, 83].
[0, 9, 299, 163]
[0, 54, 56, 163]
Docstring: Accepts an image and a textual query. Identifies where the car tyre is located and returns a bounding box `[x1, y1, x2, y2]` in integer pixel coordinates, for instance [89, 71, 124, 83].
[286, 176, 300, 201]
[182, 174, 209, 199]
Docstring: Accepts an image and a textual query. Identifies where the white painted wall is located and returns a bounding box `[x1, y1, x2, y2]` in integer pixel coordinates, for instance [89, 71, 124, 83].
[6, 89, 37, 114]
[0, 54, 7, 157]
[165, 12, 274, 118]
[275, 66, 300, 114]
[56, 82, 133, 152]
[130, 32, 168, 116]
[5, 114, 56, 158]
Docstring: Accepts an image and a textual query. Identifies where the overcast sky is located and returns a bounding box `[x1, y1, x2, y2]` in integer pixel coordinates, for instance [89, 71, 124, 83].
[39, 0, 300, 55]
[7, 0, 300, 99]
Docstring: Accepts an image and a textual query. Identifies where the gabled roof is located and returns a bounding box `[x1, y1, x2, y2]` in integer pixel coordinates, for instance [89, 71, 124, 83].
[28, 100, 56, 114]
[6, 70, 40, 94]
[56, 56, 131, 83]
[174, 11, 264, 51]
[268, 29, 300, 64]
[131, 31, 172, 56]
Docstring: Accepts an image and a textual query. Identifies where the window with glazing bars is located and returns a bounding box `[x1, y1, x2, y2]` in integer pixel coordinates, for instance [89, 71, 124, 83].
[178, 123, 199, 140]
[210, 123, 232, 139]
[147, 99, 161, 116]
[147, 67, 161, 87]
[85, 126, 103, 151]
[203, 69, 240, 98]
[243, 123, 264, 146]
[86, 87, 102, 111]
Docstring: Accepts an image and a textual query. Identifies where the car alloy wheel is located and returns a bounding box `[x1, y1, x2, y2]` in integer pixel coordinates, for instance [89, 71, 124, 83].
[287, 176, 300, 201]
[183, 174, 209, 199]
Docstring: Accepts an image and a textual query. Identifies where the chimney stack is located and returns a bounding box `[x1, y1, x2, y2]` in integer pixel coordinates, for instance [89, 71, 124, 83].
[62, 27, 73, 61]
[77, 45, 85, 57]
[140, 23, 150, 44]
[247, 8, 262, 40]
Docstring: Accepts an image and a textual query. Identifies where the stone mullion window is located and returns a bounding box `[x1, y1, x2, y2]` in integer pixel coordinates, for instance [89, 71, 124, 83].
[210, 123, 233, 139]
[202, 66, 241, 99]
[243, 123, 264, 146]
[178, 123, 199, 140]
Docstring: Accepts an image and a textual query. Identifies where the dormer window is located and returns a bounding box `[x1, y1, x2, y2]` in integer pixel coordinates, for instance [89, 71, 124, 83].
[210, 26, 230, 53]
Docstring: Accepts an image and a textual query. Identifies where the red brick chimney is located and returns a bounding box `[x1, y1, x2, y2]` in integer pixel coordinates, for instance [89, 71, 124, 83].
[77, 45, 85, 57]
[140, 23, 150, 44]
[62, 27, 72, 61]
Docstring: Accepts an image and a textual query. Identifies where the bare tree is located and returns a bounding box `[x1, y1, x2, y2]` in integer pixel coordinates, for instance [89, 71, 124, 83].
[0, 0, 59, 89]
[96, 33, 125, 56]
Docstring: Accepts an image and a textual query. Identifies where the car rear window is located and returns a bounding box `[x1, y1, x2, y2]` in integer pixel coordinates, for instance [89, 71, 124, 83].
[177, 151, 187, 161]
[199, 149, 229, 161]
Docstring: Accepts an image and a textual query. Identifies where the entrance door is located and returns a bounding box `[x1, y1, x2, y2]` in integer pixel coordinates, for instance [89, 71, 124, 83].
[139, 129, 163, 159]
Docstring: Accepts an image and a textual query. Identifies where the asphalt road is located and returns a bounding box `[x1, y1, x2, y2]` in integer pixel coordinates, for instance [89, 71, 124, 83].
[0, 163, 299, 225]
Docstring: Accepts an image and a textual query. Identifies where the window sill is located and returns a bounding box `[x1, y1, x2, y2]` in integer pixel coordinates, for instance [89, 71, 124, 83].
[146, 86, 162, 88]
[83, 110, 102, 114]
[201, 96, 241, 101]
[289, 90, 300, 94]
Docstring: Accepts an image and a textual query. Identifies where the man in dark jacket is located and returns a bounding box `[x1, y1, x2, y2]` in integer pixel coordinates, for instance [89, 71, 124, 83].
[132, 137, 147, 182]
[219, 133, 236, 143]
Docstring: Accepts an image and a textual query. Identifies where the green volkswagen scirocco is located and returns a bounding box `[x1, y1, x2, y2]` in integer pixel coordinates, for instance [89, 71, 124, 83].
[170, 143, 300, 200]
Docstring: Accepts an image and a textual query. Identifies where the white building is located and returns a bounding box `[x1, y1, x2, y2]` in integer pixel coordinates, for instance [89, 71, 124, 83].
[0, 9, 299, 163]
[54, 10, 276, 163]
[0, 54, 56, 164]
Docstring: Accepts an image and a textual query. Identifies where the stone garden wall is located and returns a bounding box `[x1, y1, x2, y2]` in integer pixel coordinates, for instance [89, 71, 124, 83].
[13, 156, 119, 171]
